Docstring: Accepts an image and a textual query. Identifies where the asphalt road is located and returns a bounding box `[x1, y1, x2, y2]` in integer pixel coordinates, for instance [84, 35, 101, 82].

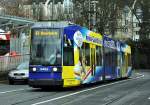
[0, 70, 150, 105]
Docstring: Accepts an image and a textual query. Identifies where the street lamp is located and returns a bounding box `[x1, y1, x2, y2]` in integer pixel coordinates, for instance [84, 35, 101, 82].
[88, 0, 91, 29]
[89, 0, 98, 31]
[52, 0, 54, 20]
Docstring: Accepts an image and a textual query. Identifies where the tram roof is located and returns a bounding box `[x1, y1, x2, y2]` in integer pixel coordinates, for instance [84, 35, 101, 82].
[64, 25, 89, 40]
[32, 21, 89, 40]
[31, 21, 71, 28]
[31, 21, 87, 30]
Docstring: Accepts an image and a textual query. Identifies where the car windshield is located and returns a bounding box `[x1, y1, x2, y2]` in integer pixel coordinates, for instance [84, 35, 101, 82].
[17, 62, 29, 70]
[30, 28, 62, 66]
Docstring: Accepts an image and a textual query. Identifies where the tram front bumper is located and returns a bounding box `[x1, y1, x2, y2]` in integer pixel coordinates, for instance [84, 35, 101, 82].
[29, 79, 63, 88]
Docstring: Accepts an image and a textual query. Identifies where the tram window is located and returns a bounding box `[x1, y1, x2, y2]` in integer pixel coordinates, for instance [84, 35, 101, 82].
[96, 46, 102, 66]
[104, 47, 115, 67]
[128, 54, 132, 66]
[64, 34, 72, 47]
[112, 50, 117, 73]
[82, 43, 90, 66]
[122, 52, 125, 66]
[104, 47, 111, 66]
[63, 39, 74, 66]
[104, 47, 108, 66]
[117, 52, 121, 67]
[110, 51, 113, 67]
[113, 50, 117, 66]
[63, 47, 74, 66]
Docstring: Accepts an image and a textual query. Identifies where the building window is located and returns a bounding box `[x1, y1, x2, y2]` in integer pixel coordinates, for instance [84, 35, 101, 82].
[125, 20, 128, 25]
[136, 23, 139, 27]
[125, 28, 128, 33]
[136, 31, 139, 35]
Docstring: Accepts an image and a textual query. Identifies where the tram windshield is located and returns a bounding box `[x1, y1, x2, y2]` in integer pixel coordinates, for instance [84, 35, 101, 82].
[30, 28, 62, 66]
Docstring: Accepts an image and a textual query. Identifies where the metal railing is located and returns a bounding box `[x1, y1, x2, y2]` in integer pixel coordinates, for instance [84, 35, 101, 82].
[0, 54, 30, 72]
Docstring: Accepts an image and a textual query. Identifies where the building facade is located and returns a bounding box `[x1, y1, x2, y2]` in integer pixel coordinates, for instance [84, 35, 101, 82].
[114, 6, 142, 41]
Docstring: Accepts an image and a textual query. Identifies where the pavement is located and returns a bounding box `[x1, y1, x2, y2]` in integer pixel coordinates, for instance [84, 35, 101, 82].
[0, 70, 150, 105]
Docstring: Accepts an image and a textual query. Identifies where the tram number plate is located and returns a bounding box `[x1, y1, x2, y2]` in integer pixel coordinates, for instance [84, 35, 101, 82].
[65, 79, 75, 85]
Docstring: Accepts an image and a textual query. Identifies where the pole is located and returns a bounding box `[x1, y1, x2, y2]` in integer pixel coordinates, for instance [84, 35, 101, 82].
[132, 10, 134, 40]
[92, 1, 98, 32]
[52, 0, 54, 20]
[88, 0, 91, 29]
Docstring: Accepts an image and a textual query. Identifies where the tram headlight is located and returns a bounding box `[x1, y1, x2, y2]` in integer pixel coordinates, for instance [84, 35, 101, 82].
[32, 67, 37, 72]
[53, 67, 58, 72]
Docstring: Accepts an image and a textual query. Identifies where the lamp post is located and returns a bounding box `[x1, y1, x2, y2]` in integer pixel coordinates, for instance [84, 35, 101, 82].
[88, 0, 91, 29]
[91, 0, 98, 31]
[52, 0, 54, 20]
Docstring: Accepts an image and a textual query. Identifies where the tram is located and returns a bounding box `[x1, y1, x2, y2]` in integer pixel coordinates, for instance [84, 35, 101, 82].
[29, 22, 132, 88]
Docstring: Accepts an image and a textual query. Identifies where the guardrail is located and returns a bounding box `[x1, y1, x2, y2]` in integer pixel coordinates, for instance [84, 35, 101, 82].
[0, 54, 30, 72]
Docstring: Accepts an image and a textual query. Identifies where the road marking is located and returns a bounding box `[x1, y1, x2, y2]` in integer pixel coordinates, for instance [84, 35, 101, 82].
[148, 97, 150, 100]
[32, 74, 144, 105]
[135, 74, 144, 79]
[0, 88, 31, 94]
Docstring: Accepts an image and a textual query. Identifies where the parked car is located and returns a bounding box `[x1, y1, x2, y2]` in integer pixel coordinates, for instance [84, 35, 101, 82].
[8, 61, 29, 84]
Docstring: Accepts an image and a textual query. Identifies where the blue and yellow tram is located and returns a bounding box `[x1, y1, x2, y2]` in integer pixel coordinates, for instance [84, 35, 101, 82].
[29, 22, 132, 88]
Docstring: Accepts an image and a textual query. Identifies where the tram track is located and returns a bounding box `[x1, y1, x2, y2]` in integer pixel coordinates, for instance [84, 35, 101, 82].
[101, 75, 148, 105]
[0, 71, 148, 105]
[11, 92, 56, 105]
[31, 74, 145, 105]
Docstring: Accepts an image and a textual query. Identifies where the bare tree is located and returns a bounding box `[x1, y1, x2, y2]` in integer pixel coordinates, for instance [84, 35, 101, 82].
[138, 0, 150, 40]
[72, 0, 126, 37]
[0, 0, 32, 18]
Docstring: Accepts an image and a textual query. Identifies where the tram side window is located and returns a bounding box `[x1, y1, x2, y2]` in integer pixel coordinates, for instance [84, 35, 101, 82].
[104, 48, 108, 66]
[104, 47, 115, 67]
[82, 43, 90, 66]
[96, 46, 102, 66]
[112, 49, 117, 73]
[104, 47, 110, 67]
[112, 50, 117, 67]
[122, 52, 125, 66]
[63, 39, 74, 66]
[117, 52, 121, 67]
[128, 53, 132, 66]
[109, 50, 113, 67]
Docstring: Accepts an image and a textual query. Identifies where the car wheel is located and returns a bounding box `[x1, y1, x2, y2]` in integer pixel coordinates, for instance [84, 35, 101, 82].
[9, 79, 14, 85]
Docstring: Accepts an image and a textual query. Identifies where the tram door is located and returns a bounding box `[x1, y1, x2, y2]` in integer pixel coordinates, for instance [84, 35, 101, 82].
[125, 53, 128, 76]
[122, 52, 127, 77]
[90, 44, 96, 76]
